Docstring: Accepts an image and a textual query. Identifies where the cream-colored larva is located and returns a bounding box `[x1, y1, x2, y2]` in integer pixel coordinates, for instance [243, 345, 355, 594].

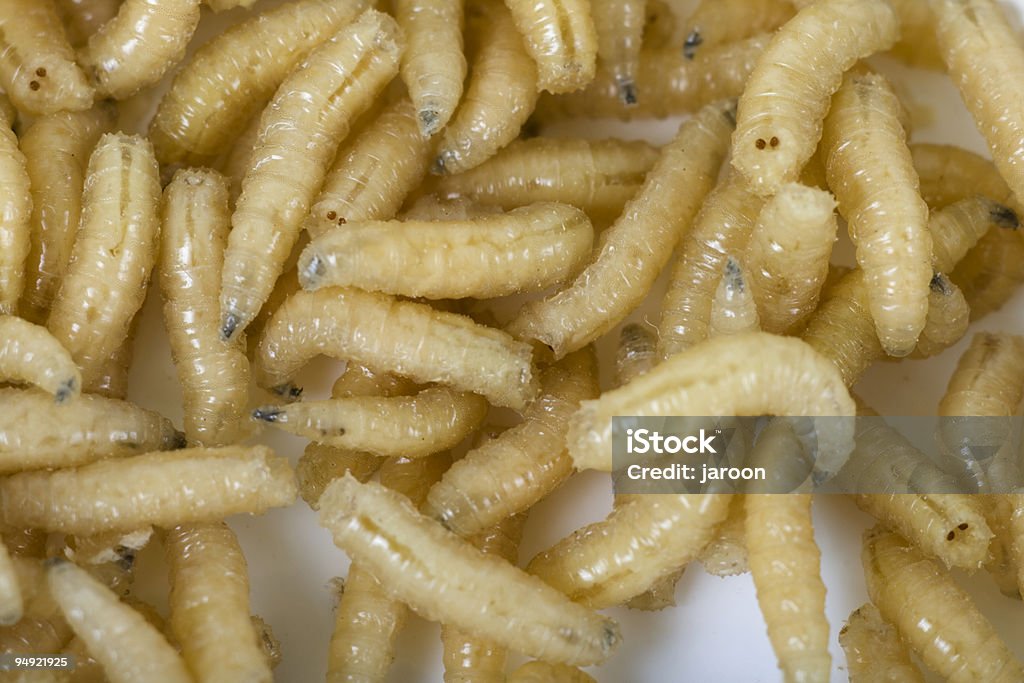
[149, 0, 367, 168]
[912, 143, 1023, 214]
[165, 522, 271, 683]
[743, 182, 837, 335]
[821, 71, 932, 357]
[863, 526, 1024, 682]
[306, 98, 433, 238]
[204, 0, 258, 11]
[745, 494, 829, 683]
[615, 323, 657, 386]
[980, 495, 1021, 597]
[642, 0, 677, 50]
[502, 0, 596, 93]
[507, 661, 597, 683]
[89, 315, 137, 401]
[0, 104, 31, 317]
[730, 0, 898, 195]
[592, 0, 646, 104]
[0, 316, 79, 403]
[299, 202, 594, 299]
[0, 556, 73, 656]
[930, 197, 1016, 274]
[914, 274, 969, 359]
[427, 137, 659, 224]
[66, 526, 152, 596]
[159, 169, 250, 447]
[48, 559, 192, 683]
[0, 539, 22, 626]
[571, 332, 855, 475]
[951, 218, 1024, 321]
[319, 474, 621, 666]
[253, 386, 488, 458]
[0, 388, 181, 474]
[423, 348, 598, 537]
[839, 603, 925, 683]
[697, 495, 748, 577]
[54, 0, 122, 48]
[505, 98, 734, 359]
[0, 0, 93, 115]
[395, 0, 465, 135]
[220, 10, 403, 342]
[432, 0, 538, 175]
[20, 103, 116, 325]
[45, 133, 160, 395]
[658, 169, 763, 357]
[930, 0, 1024, 205]
[0, 445, 297, 535]
[680, 0, 792, 60]
[255, 288, 538, 410]
[708, 257, 760, 338]
[79, 0, 201, 100]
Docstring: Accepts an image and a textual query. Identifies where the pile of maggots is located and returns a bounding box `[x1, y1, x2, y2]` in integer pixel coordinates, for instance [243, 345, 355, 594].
[2, 0, 1024, 680]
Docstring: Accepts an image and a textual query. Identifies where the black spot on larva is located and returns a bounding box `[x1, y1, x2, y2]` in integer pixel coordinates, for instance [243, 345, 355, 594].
[930, 273, 952, 295]
[28, 81, 39, 91]
[958, 522, 969, 530]
[55, 377, 78, 404]
[620, 80, 638, 106]
[430, 154, 448, 176]
[35, 67, 46, 77]
[722, 101, 738, 127]
[990, 203, 1020, 229]
[221, 313, 240, 341]
[337, 216, 346, 225]
[419, 109, 439, 136]
[335, 427, 346, 436]
[44, 557, 68, 569]
[683, 30, 703, 60]
[304, 253, 326, 284]
[115, 547, 136, 571]
[252, 407, 282, 423]
[272, 383, 302, 400]
[172, 430, 188, 449]
[325, 210, 337, 221]
[947, 530, 956, 541]
[724, 257, 744, 292]
[769, 136, 779, 148]
[755, 138, 767, 150]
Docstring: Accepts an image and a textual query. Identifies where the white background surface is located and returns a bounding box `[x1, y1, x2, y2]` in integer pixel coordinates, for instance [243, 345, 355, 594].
[115, 1, 1024, 681]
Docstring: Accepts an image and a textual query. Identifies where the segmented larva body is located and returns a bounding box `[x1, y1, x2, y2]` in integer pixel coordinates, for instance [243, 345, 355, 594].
[535, 34, 768, 122]
[502, 0, 596, 93]
[930, 0, 1024, 205]
[743, 182, 837, 335]
[506, 98, 734, 359]
[320, 474, 620, 666]
[680, 0, 792, 60]
[697, 495, 748, 577]
[0, 105, 31, 317]
[980, 495, 1021, 597]
[708, 257, 760, 339]
[423, 348, 599, 537]
[441, 515, 525, 683]
[0, 0, 93, 115]
[54, 0, 122, 48]
[433, 0, 538, 175]
[395, 0, 465, 135]
[20, 104, 116, 325]
[166, 522, 271, 683]
[730, 0, 898, 194]
[0, 556, 73, 655]
[0, 445, 297, 535]
[221, 10, 403, 342]
[255, 288, 538, 410]
[507, 661, 597, 683]
[912, 143, 1022, 213]
[800, 270, 882, 387]
[160, 169, 250, 447]
[300, 202, 594, 299]
[68, 526, 152, 597]
[930, 197, 1016, 273]
[914, 274, 969, 359]
[254, 387, 488, 458]
[428, 137, 659, 224]
[0, 540, 21, 626]
[46, 133, 160, 394]
[658, 169, 763, 357]
[204, 0, 258, 11]
[48, 559, 193, 683]
[79, 0, 201, 100]
[0, 388, 180, 474]
[951, 218, 1024, 320]
[90, 314, 137, 401]
[0, 316, 79, 403]
[642, 0, 677, 50]
[592, 0, 646, 104]
[840, 603, 925, 683]
[863, 526, 1024, 682]
[150, 0, 366, 168]
[615, 323, 656, 386]
[307, 98, 432, 237]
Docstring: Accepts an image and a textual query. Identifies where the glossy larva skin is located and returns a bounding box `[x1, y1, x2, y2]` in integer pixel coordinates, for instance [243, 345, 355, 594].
[680, 0, 792, 60]
[48, 560, 193, 683]
[0, 316, 79, 403]
[507, 661, 597, 683]
[160, 169, 250, 447]
[0, 106, 31, 317]
[221, 10, 403, 342]
[822, 72, 932, 357]
[319, 475, 620, 666]
[912, 143, 1023, 214]
[165, 522, 271, 683]
[503, 0, 596, 93]
[614, 323, 656, 386]
[20, 104, 116, 325]
[535, 34, 768, 122]
[300, 202, 594, 299]
[80, 0, 201, 100]
[428, 137, 659, 224]
[204, 0, 258, 10]
[929, 197, 1015, 274]
[506, 99, 734, 359]
[0, 388, 180, 474]
[863, 527, 1024, 682]
[708, 257, 760, 338]
[91, 314, 137, 400]
[423, 348, 599, 537]
[731, 0, 898, 195]
[840, 603, 925, 683]
[54, 0, 122, 48]
[951, 218, 1024, 321]
[396, 0, 465, 135]
[0, 0, 93, 115]
[930, 0, 1024, 206]
[571, 332, 855, 474]
[914, 275, 968, 359]
[150, 0, 367, 167]
[254, 387, 488, 458]
[0, 445, 297, 535]
[744, 183, 837, 335]
[307, 98, 432, 237]
[697, 495, 748, 577]
[658, 170, 763, 357]
[46, 133, 161, 394]
[255, 288, 538, 410]
[745, 494, 829, 683]
[592, 0, 646, 104]
[433, 0, 537, 175]
[0, 540, 21, 626]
